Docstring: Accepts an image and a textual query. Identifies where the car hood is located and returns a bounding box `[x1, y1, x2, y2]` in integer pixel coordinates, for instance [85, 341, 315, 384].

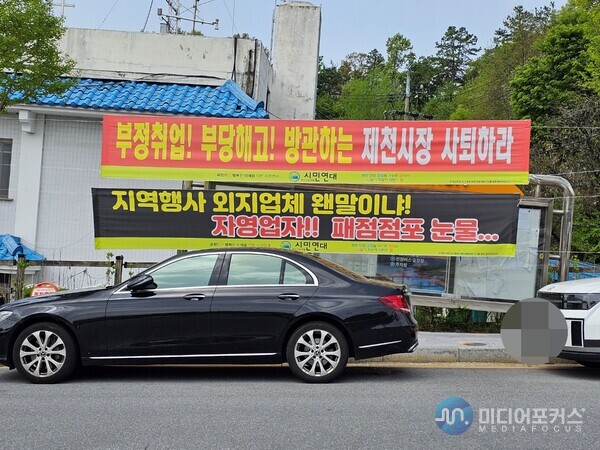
[6, 286, 110, 307]
[538, 278, 600, 294]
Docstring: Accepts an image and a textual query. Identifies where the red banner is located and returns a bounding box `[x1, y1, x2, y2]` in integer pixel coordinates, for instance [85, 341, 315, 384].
[101, 116, 530, 184]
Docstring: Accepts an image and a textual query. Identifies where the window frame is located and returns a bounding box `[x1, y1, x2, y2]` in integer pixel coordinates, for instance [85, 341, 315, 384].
[0, 139, 12, 198]
[222, 252, 318, 287]
[114, 252, 223, 294]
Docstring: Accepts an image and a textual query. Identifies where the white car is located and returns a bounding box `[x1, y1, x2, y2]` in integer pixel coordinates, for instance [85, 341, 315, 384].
[537, 278, 600, 368]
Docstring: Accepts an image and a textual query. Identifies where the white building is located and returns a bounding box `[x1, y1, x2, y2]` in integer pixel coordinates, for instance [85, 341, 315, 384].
[0, 1, 321, 295]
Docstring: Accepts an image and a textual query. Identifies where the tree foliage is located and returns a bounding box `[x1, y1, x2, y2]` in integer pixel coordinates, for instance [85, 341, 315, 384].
[434, 26, 480, 85]
[510, 1, 600, 261]
[0, 0, 75, 112]
[314, 0, 600, 262]
[511, 6, 593, 121]
[318, 34, 414, 120]
[409, 56, 439, 112]
[451, 5, 554, 120]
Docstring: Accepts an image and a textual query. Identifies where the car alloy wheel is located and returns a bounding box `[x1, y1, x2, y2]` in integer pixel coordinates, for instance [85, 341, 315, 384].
[13, 322, 77, 384]
[286, 322, 348, 383]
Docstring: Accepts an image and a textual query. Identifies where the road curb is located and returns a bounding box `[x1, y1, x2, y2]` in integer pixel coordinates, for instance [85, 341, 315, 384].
[354, 350, 577, 364]
[355, 347, 518, 364]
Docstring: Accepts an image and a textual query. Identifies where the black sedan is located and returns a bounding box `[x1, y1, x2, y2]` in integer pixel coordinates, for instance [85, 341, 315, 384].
[0, 248, 418, 383]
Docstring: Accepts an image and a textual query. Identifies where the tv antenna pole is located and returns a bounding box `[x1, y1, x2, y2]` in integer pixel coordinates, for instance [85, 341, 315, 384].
[53, 0, 75, 18]
[158, 0, 219, 34]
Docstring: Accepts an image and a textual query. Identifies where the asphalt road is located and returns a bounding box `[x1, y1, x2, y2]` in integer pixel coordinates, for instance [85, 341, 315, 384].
[0, 364, 598, 449]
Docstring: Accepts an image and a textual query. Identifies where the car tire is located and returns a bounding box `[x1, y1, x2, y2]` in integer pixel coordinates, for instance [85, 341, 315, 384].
[286, 321, 349, 383]
[12, 322, 78, 384]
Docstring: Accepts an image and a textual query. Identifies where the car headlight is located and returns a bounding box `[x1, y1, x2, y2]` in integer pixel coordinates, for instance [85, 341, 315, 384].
[0, 311, 14, 323]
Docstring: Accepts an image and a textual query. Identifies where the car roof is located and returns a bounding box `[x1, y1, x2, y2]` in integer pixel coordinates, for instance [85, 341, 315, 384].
[158, 247, 373, 283]
[185, 247, 304, 256]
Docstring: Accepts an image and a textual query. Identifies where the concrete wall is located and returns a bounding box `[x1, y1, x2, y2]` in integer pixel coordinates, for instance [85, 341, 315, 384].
[60, 2, 322, 119]
[269, 2, 321, 119]
[60, 29, 272, 105]
[249, 40, 272, 106]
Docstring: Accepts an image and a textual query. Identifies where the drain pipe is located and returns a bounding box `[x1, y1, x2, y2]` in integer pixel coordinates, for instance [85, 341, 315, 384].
[529, 174, 575, 282]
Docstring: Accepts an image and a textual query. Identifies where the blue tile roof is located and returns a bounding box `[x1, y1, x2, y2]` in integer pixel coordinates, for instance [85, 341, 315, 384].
[10, 79, 269, 119]
[0, 235, 45, 261]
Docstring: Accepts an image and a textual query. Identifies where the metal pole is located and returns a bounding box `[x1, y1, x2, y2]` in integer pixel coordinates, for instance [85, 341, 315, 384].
[114, 255, 124, 285]
[403, 69, 411, 120]
[528, 174, 575, 282]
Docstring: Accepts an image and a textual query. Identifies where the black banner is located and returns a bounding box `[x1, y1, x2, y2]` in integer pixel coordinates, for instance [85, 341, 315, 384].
[92, 188, 519, 256]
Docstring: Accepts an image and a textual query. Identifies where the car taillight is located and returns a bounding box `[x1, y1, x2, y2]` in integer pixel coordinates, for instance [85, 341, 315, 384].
[379, 294, 411, 314]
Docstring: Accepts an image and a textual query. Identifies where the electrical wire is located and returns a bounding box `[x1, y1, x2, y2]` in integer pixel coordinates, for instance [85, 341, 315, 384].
[221, 0, 238, 35]
[98, 0, 121, 29]
[141, 0, 154, 32]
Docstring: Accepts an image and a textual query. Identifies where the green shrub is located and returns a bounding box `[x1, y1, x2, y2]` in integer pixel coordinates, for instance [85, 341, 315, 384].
[415, 306, 503, 332]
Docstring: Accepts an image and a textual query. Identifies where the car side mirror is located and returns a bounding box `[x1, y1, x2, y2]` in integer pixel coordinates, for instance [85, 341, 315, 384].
[126, 274, 157, 292]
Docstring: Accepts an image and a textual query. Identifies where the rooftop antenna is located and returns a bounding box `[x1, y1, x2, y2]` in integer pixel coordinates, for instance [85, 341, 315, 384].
[53, 0, 75, 18]
[158, 0, 219, 34]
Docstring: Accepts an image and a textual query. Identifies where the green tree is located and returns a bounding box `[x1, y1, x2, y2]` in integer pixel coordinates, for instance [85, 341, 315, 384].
[511, 6, 593, 121]
[434, 26, 480, 85]
[571, 0, 600, 94]
[385, 33, 414, 75]
[0, 0, 75, 112]
[410, 56, 439, 113]
[420, 26, 479, 119]
[316, 57, 344, 119]
[421, 82, 459, 119]
[509, 1, 600, 262]
[335, 35, 414, 120]
[536, 95, 600, 263]
[336, 69, 396, 119]
[338, 49, 385, 81]
[451, 5, 555, 120]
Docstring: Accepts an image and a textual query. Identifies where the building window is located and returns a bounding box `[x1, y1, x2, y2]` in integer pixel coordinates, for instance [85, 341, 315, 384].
[0, 139, 12, 198]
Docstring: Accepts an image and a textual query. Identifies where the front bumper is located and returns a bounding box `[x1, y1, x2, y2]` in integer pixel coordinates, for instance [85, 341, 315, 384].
[0, 313, 20, 368]
[559, 346, 600, 364]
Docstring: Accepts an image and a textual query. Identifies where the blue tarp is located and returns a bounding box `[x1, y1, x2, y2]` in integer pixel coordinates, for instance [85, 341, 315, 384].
[549, 258, 600, 281]
[0, 234, 45, 261]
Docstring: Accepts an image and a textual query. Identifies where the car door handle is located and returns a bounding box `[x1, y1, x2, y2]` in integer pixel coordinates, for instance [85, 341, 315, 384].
[183, 293, 206, 301]
[278, 293, 300, 301]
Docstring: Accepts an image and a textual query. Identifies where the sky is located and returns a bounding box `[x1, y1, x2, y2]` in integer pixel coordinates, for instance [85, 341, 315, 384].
[56, 0, 568, 65]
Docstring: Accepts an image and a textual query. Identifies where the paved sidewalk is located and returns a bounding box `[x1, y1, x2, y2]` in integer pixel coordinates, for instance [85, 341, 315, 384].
[361, 332, 518, 364]
[355, 332, 579, 364]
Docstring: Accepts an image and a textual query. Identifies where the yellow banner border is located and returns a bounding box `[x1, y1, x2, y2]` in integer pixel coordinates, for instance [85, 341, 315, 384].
[95, 237, 516, 257]
[101, 166, 529, 185]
